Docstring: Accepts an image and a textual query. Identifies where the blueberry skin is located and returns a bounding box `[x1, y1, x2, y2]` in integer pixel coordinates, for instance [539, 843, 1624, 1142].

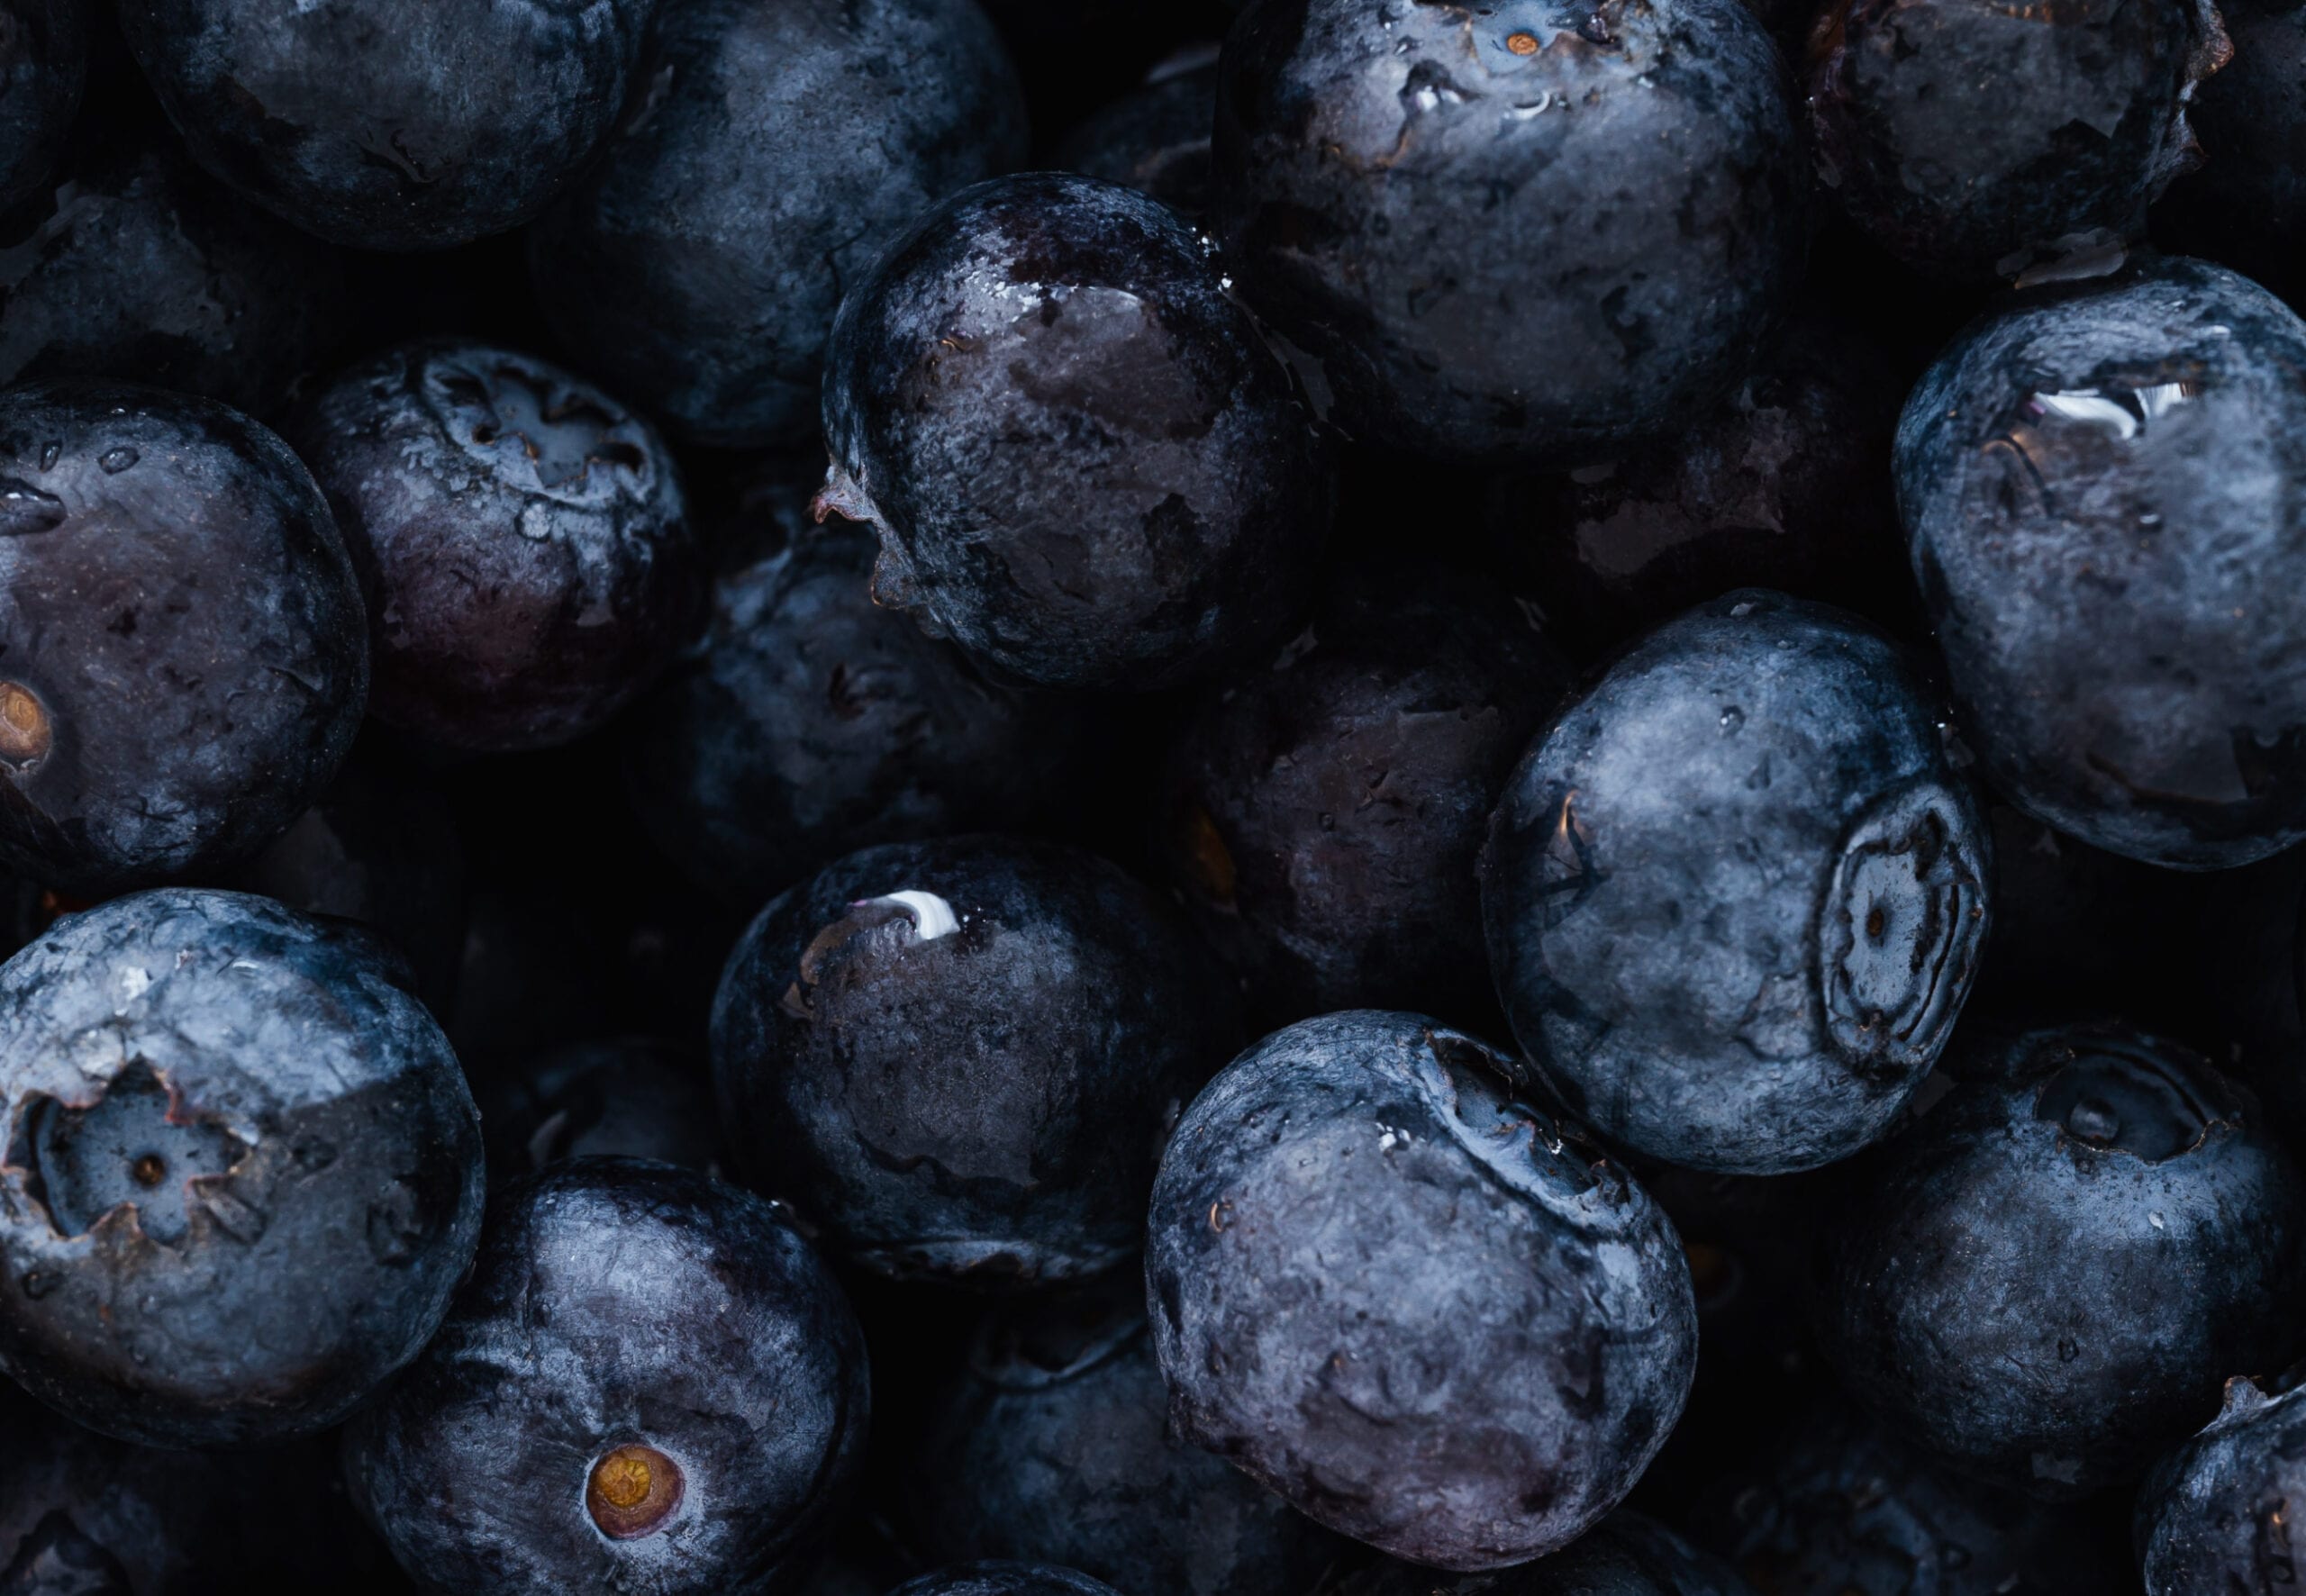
[0, 0, 85, 214]
[1145, 1011, 1698, 1570]
[114, 0, 655, 250]
[894, 1566, 1122, 1596]
[478, 1038, 724, 1182]
[1809, 0, 2225, 280]
[1815, 1020, 2306, 1500]
[1055, 50, 1218, 219]
[1901, 258, 2306, 869]
[529, 0, 1027, 449]
[1211, 0, 1807, 467]
[910, 1283, 1349, 1596]
[286, 340, 697, 752]
[712, 834, 1238, 1284]
[1328, 1512, 1751, 1596]
[2138, 1371, 2306, 1594]
[345, 1157, 869, 1596]
[0, 888, 484, 1450]
[1159, 564, 1571, 1029]
[0, 380, 368, 894]
[1481, 591, 1991, 1175]
[819, 171, 1332, 693]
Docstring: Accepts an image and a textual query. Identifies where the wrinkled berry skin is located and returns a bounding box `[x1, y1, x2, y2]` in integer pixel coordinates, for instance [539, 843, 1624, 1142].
[0, 889, 485, 1450]
[910, 1282, 1349, 1596]
[626, 508, 1088, 911]
[531, 0, 1027, 449]
[1815, 1021, 2306, 1499]
[1211, 0, 1807, 467]
[894, 1566, 1122, 1596]
[0, 381, 368, 894]
[477, 1038, 723, 1182]
[713, 835, 1238, 1284]
[1809, 0, 2227, 280]
[2161, 0, 2306, 301]
[346, 1157, 869, 1596]
[114, 0, 655, 250]
[1146, 1011, 1697, 1571]
[1328, 1512, 1749, 1595]
[1056, 50, 1218, 218]
[286, 340, 696, 752]
[820, 171, 1332, 693]
[1159, 564, 1570, 1029]
[0, 0, 85, 213]
[2138, 1372, 2306, 1594]
[1482, 592, 1991, 1175]
[0, 136, 348, 416]
[1898, 257, 2306, 869]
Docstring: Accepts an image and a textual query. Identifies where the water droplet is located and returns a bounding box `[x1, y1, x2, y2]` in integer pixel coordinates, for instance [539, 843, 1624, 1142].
[1719, 707, 1743, 733]
[2057, 1337, 2080, 1363]
[98, 448, 139, 475]
[38, 441, 59, 471]
[20, 1269, 58, 1299]
[2148, 1211, 2165, 1229]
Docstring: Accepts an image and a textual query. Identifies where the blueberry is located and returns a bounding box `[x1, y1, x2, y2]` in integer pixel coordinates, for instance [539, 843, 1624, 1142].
[0, 888, 484, 1449]
[1813, 1020, 2306, 1498]
[2137, 1366, 2306, 1594]
[1158, 562, 1570, 1029]
[529, 0, 1028, 449]
[818, 171, 1332, 693]
[1327, 1512, 1749, 1596]
[345, 1156, 868, 1596]
[1145, 1011, 1697, 1570]
[2157, 0, 2306, 303]
[1482, 591, 1991, 1175]
[0, 134, 347, 416]
[0, 0, 85, 214]
[1054, 46, 1218, 219]
[1898, 256, 2306, 869]
[1210, 0, 1807, 466]
[286, 340, 697, 752]
[0, 380, 367, 894]
[477, 1038, 723, 1182]
[909, 1277, 1349, 1596]
[893, 1565, 1121, 1596]
[1808, 0, 2227, 280]
[114, 0, 655, 250]
[711, 834, 1238, 1284]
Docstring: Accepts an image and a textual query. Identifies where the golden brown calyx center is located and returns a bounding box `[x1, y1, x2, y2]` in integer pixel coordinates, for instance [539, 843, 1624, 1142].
[0, 682, 52, 767]
[586, 1444, 684, 1539]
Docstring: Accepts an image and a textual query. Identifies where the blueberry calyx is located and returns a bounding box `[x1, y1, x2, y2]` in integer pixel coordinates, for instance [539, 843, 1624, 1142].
[2029, 1035, 2230, 1161]
[0, 683, 52, 771]
[585, 1442, 685, 1540]
[7, 1061, 252, 1248]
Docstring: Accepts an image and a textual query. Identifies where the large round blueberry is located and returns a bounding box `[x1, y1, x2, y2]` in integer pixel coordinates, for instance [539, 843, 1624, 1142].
[909, 1280, 1348, 1596]
[1326, 1512, 1748, 1596]
[2138, 1369, 2306, 1593]
[1814, 1020, 2306, 1498]
[894, 1567, 1121, 1596]
[0, 380, 367, 893]
[1482, 591, 1991, 1175]
[0, 889, 484, 1450]
[818, 171, 1332, 692]
[0, 0, 85, 214]
[346, 1156, 868, 1596]
[286, 340, 696, 752]
[530, 0, 1027, 449]
[1809, 0, 2226, 280]
[1159, 563, 1570, 1028]
[1145, 1011, 1697, 1570]
[114, 0, 655, 250]
[1898, 256, 2306, 869]
[1211, 0, 1807, 466]
[712, 835, 1238, 1284]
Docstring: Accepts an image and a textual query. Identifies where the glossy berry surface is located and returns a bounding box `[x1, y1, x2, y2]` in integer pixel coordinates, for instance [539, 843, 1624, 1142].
[819, 171, 1332, 692]
[287, 340, 696, 752]
[531, 0, 1028, 449]
[0, 380, 367, 893]
[1330, 1512, 1749, 1595]
[1146, 1011, 1697, 1570]
[2137, 1369, 2306, 1594]
[0, 889, 484, 1450]
[893, 1566, 1123, 1596]
[345, 1156, 869, 1596]
[1815, 1020, 2306, 1499]
[1483, 591, 1990, 1174]
[114, 0, 656, 250]
[1898, 256, 2306, 869]
[712, 834, 1237, 1284]
[1211, 0, 1807, 466]
[0, 0, 84, 213]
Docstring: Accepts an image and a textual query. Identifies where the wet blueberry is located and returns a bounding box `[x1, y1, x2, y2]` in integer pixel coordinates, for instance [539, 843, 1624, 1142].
[531, 0, 1028, 449]
[2137, 1366, 2306, 1594]
[1814, 1020, 2306, 1498]
[1325, 1512, 1749, 1596]
[1482, 591, 1991, 1175]
[1054, 45, 1218, 219]
[1145, 1011, 1697, 1570]
[0, 888, 484, 1450]
[345, 1156, 868, 1596]
[1898, 256, 2306, 868]
[1159, 562, 1571, 1029]
[0, 0, 85, 214]
[1211, 0, 1808, 466]
[711, 834, 1238, 1284]
[0, 380, 367, 894]
[817, 171, 1332, 692]
[477, 1038, 723, 1183]
[286, 340, 697, 752]
[114, 0, 656, 249]
[894, 1566, 1122, 1596]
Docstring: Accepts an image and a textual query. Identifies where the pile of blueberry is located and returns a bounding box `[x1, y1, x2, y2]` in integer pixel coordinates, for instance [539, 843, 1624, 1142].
[3, 0, 2305, 1591]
